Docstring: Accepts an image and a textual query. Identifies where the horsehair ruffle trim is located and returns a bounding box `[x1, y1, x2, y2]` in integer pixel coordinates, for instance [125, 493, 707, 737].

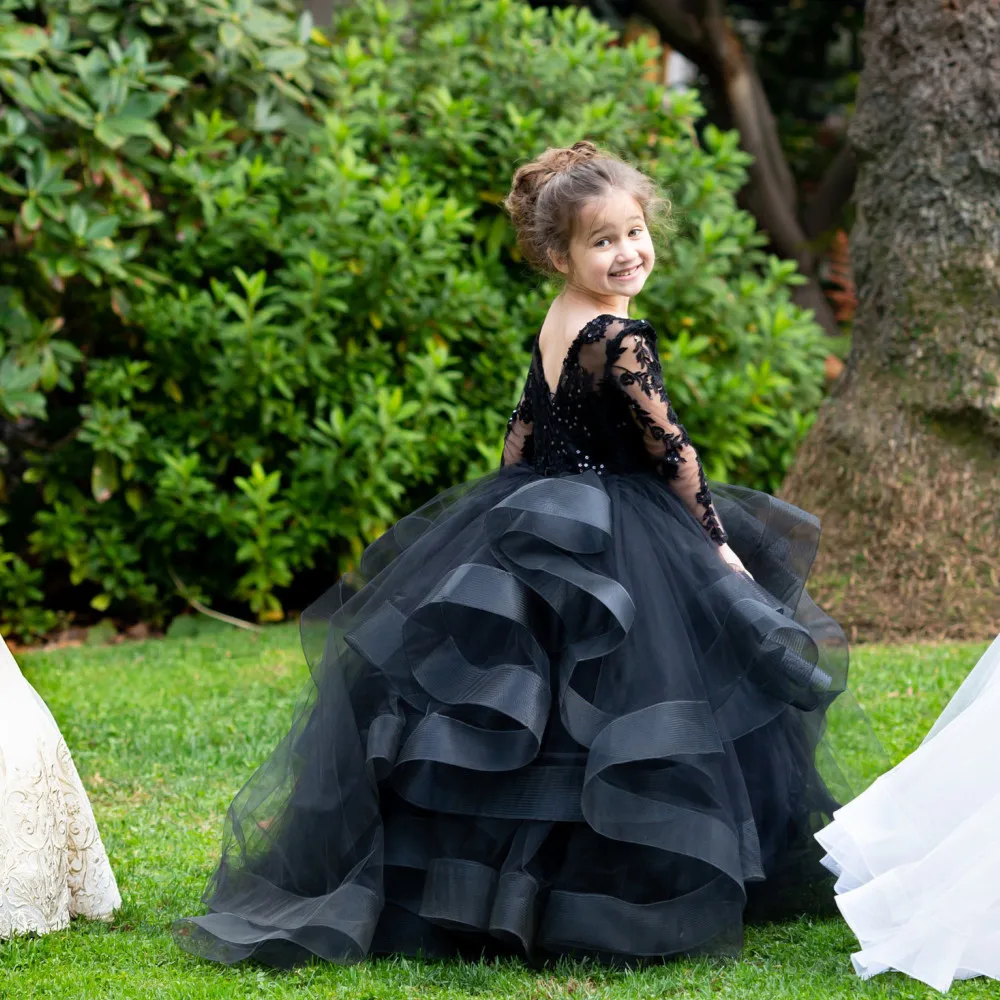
[342, 474, 832, 953]
[178, 473, 840, 964]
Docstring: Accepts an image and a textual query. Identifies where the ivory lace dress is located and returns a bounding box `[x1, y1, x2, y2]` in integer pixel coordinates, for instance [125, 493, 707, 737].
[0, 635, 121, 938]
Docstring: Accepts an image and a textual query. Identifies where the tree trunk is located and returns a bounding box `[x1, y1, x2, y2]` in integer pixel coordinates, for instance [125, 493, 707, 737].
[634, 0, 844, 334]
[781, 0, 1000, 641]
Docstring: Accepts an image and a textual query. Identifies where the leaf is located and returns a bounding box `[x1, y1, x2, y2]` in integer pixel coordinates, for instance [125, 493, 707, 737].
[87, 12, 120, 33]
[151, 74, 187, 94]
[253, 96, 286, 132]
[86, 215, 119, 242]
[125, 487, 144, 512]
[93, 121, 127, 150]
[67, 202, 88, 237]
[0, 68, 43, 111]
[89, 594, 113, 613]
[244, 8, 293, 41]
[95, 117, 171, 153]
[0, 354, 45, 420]
[38, 349, 59, 392]
[41, 179, 80, 197]
[110, 288, 132, 323]
[297, 10, 313, 46]
[0, 25, 50, 61]
[343, 36, 364, 68]
[219, 22, 242, 49]
[19, 199, 42, 231]
[35, 196, 63, 223]
[0, 175, 26, 196]
[91, 452, 119, 503]
[262, 47, 308, 73]
[120, 91, 171, 120]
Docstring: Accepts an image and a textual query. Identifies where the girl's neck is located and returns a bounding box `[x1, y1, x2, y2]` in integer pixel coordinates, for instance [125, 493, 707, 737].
[558, 284, 631, 319]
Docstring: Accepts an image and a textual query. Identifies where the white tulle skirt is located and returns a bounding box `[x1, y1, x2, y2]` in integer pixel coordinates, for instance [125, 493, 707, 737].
[0, 636, 121, 938]
[816, 634, 1000, 992]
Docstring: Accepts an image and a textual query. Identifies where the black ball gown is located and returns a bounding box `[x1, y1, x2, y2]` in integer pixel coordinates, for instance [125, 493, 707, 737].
[175, 316, 863, 967]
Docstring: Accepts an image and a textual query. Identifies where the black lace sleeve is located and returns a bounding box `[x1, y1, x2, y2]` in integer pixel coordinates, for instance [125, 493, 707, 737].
[607, 330, 728, 545]
[501, 373, 535, 468]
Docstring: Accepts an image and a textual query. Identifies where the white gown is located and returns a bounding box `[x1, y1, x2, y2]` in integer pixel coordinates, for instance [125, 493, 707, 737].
[816, 634, 1000, 992]
[0, 636, 121, 937]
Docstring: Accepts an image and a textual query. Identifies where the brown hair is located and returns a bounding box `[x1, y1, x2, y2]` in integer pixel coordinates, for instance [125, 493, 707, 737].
[504, 141, 666, 274]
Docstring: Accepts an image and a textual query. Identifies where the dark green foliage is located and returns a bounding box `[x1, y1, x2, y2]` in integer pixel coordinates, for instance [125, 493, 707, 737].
[0, 0, 827, 637]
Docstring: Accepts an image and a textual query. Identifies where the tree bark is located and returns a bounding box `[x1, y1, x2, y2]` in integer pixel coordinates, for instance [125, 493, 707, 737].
[781, 0, 1000, 640]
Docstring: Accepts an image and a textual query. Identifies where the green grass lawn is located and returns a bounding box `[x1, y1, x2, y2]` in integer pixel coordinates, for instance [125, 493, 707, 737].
[1, 627, 994, 1000]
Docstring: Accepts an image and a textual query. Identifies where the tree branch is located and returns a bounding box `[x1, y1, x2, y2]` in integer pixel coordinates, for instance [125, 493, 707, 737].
[639, 1, 803, 252]
[791, 277, 841, 340]
[713, 23, 826, 280]
[168, 568, 263, 633]
[632, 0, 713, 66]
[700, 0, 729, 58]
[637, 0, 843, 334]
[748, 67, 797, 208]
[801, 142, 857, 240]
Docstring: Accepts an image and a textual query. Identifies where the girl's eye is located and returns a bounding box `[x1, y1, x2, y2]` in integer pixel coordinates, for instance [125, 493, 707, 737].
[629, 227, 644, 237]
[595, 238, 611, 248]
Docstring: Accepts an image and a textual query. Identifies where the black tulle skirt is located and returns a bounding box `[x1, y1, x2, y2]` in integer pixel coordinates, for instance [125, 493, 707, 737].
[174, 467, 873, 967]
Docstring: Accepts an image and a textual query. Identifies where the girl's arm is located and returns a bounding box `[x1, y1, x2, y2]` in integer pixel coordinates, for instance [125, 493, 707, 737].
[501, 381, 535, 468]
[607, 330, 729, 547]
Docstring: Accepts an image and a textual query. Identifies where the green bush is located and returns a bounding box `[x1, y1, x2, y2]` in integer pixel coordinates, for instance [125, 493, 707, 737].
[0, 0, 829, 639]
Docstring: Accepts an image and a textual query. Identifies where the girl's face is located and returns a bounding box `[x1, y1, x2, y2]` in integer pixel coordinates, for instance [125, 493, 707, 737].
[551, 189, 655, 302]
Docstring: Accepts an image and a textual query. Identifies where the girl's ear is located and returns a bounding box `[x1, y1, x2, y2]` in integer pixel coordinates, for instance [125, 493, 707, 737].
[548, 246, 570, 275]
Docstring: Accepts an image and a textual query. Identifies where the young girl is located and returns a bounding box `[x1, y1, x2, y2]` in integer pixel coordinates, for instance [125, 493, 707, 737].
[1, 635, 121, 937]
[176, 142, 858, 966]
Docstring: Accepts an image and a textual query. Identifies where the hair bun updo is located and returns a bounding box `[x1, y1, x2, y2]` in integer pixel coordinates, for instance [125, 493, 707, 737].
[509, 141, 600, 200]
[504, 140, 664, 275]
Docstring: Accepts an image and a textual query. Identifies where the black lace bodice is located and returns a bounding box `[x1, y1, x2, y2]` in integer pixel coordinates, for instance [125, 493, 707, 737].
[501, 315, 728, 545]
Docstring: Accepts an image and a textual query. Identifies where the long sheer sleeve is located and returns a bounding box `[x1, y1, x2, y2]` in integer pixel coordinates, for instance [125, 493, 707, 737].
[607, 331, 728, 545]
[501, 377, 535, 468]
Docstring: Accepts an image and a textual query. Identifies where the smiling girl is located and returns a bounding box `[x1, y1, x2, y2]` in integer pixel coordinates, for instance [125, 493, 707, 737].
[177, 142, 858, 968]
